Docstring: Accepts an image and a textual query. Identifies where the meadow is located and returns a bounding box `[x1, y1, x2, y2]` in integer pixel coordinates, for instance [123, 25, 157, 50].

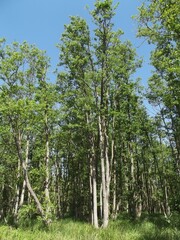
[0, 214, 180, 240]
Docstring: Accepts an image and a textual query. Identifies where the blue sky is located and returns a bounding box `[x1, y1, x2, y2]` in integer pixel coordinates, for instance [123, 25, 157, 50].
[0, 0, 156, 115]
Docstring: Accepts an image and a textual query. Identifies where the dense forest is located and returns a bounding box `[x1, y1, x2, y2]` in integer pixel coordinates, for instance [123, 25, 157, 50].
[0, 0, 179, 232]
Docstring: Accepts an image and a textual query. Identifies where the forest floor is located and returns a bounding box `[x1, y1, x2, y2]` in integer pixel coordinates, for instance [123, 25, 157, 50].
[0, 214, 180, 240]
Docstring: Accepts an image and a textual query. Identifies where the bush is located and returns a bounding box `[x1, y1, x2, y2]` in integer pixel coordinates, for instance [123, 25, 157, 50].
[18, 204, 43, 229]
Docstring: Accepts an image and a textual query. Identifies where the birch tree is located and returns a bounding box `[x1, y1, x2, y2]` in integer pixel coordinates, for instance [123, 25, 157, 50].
[57, 0, 141, 228]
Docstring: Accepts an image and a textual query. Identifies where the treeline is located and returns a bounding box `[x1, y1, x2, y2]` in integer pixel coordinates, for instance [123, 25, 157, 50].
[0, 0, 179, 228]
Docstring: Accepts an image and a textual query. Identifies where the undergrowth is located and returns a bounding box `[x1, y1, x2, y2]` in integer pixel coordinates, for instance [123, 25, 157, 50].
[0, 213, 180, 240]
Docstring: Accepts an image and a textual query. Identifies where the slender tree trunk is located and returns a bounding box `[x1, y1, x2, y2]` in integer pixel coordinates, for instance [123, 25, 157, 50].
[86, 113, 98, 228]
[89, 159, 93, 224]
[128, 143, 136, 218]
[135, 149, 142, 218]
[112, 163, 117, 219]
[99, 115, 109, 228]
[22, 163, 45, 219]
[91, 146, 98, 228]
[163, 180, 171, 218]
[111, 114, 117, 219]
[22, 137, 45, 219]
[14, 157, 21, 218]
[14, 134, 49, 224]
[19, 180, 26, 207]
[92, 156, 98, 228]
[99, 183, 103, 220]
[19, 138, 29, 207]
[44, 107, 51, 221]
[55, 153, 61, 218]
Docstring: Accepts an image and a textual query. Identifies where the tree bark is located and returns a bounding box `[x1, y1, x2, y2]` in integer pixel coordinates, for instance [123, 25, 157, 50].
[14, 133, 47, 224]
[99, 115, 109, 228]
[86, 113, 98, 228]
[14, 157, 21, 218]
[44, 107, 51, 220]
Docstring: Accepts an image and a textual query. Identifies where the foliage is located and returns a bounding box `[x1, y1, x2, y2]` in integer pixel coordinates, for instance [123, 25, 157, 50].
[136, 0, 180, 212]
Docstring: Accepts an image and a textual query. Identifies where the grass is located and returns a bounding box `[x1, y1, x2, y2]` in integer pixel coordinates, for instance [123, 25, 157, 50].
[0, 214, 180, 240]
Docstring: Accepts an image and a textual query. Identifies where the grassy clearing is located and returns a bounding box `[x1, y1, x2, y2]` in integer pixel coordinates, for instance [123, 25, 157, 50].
[0, 214, 180, 240]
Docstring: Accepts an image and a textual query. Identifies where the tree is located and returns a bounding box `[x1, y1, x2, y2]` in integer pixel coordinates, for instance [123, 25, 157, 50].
[57, 0, 141, 228]
[0, 39, 55, 225]
[136, 0, 180, 213]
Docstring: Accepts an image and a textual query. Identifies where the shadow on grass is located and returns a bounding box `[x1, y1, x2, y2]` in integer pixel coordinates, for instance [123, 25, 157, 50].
[115, 212, 180, 240]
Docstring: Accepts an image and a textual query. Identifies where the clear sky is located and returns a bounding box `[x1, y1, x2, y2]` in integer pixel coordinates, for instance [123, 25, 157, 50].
[0, 0, 156, 115]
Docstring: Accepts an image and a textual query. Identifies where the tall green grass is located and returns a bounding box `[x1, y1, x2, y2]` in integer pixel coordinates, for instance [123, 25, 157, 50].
[0, 214, 180, 240]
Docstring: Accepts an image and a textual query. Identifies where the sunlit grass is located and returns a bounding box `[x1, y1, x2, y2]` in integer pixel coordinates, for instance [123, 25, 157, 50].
[0, 214, 180, 240]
